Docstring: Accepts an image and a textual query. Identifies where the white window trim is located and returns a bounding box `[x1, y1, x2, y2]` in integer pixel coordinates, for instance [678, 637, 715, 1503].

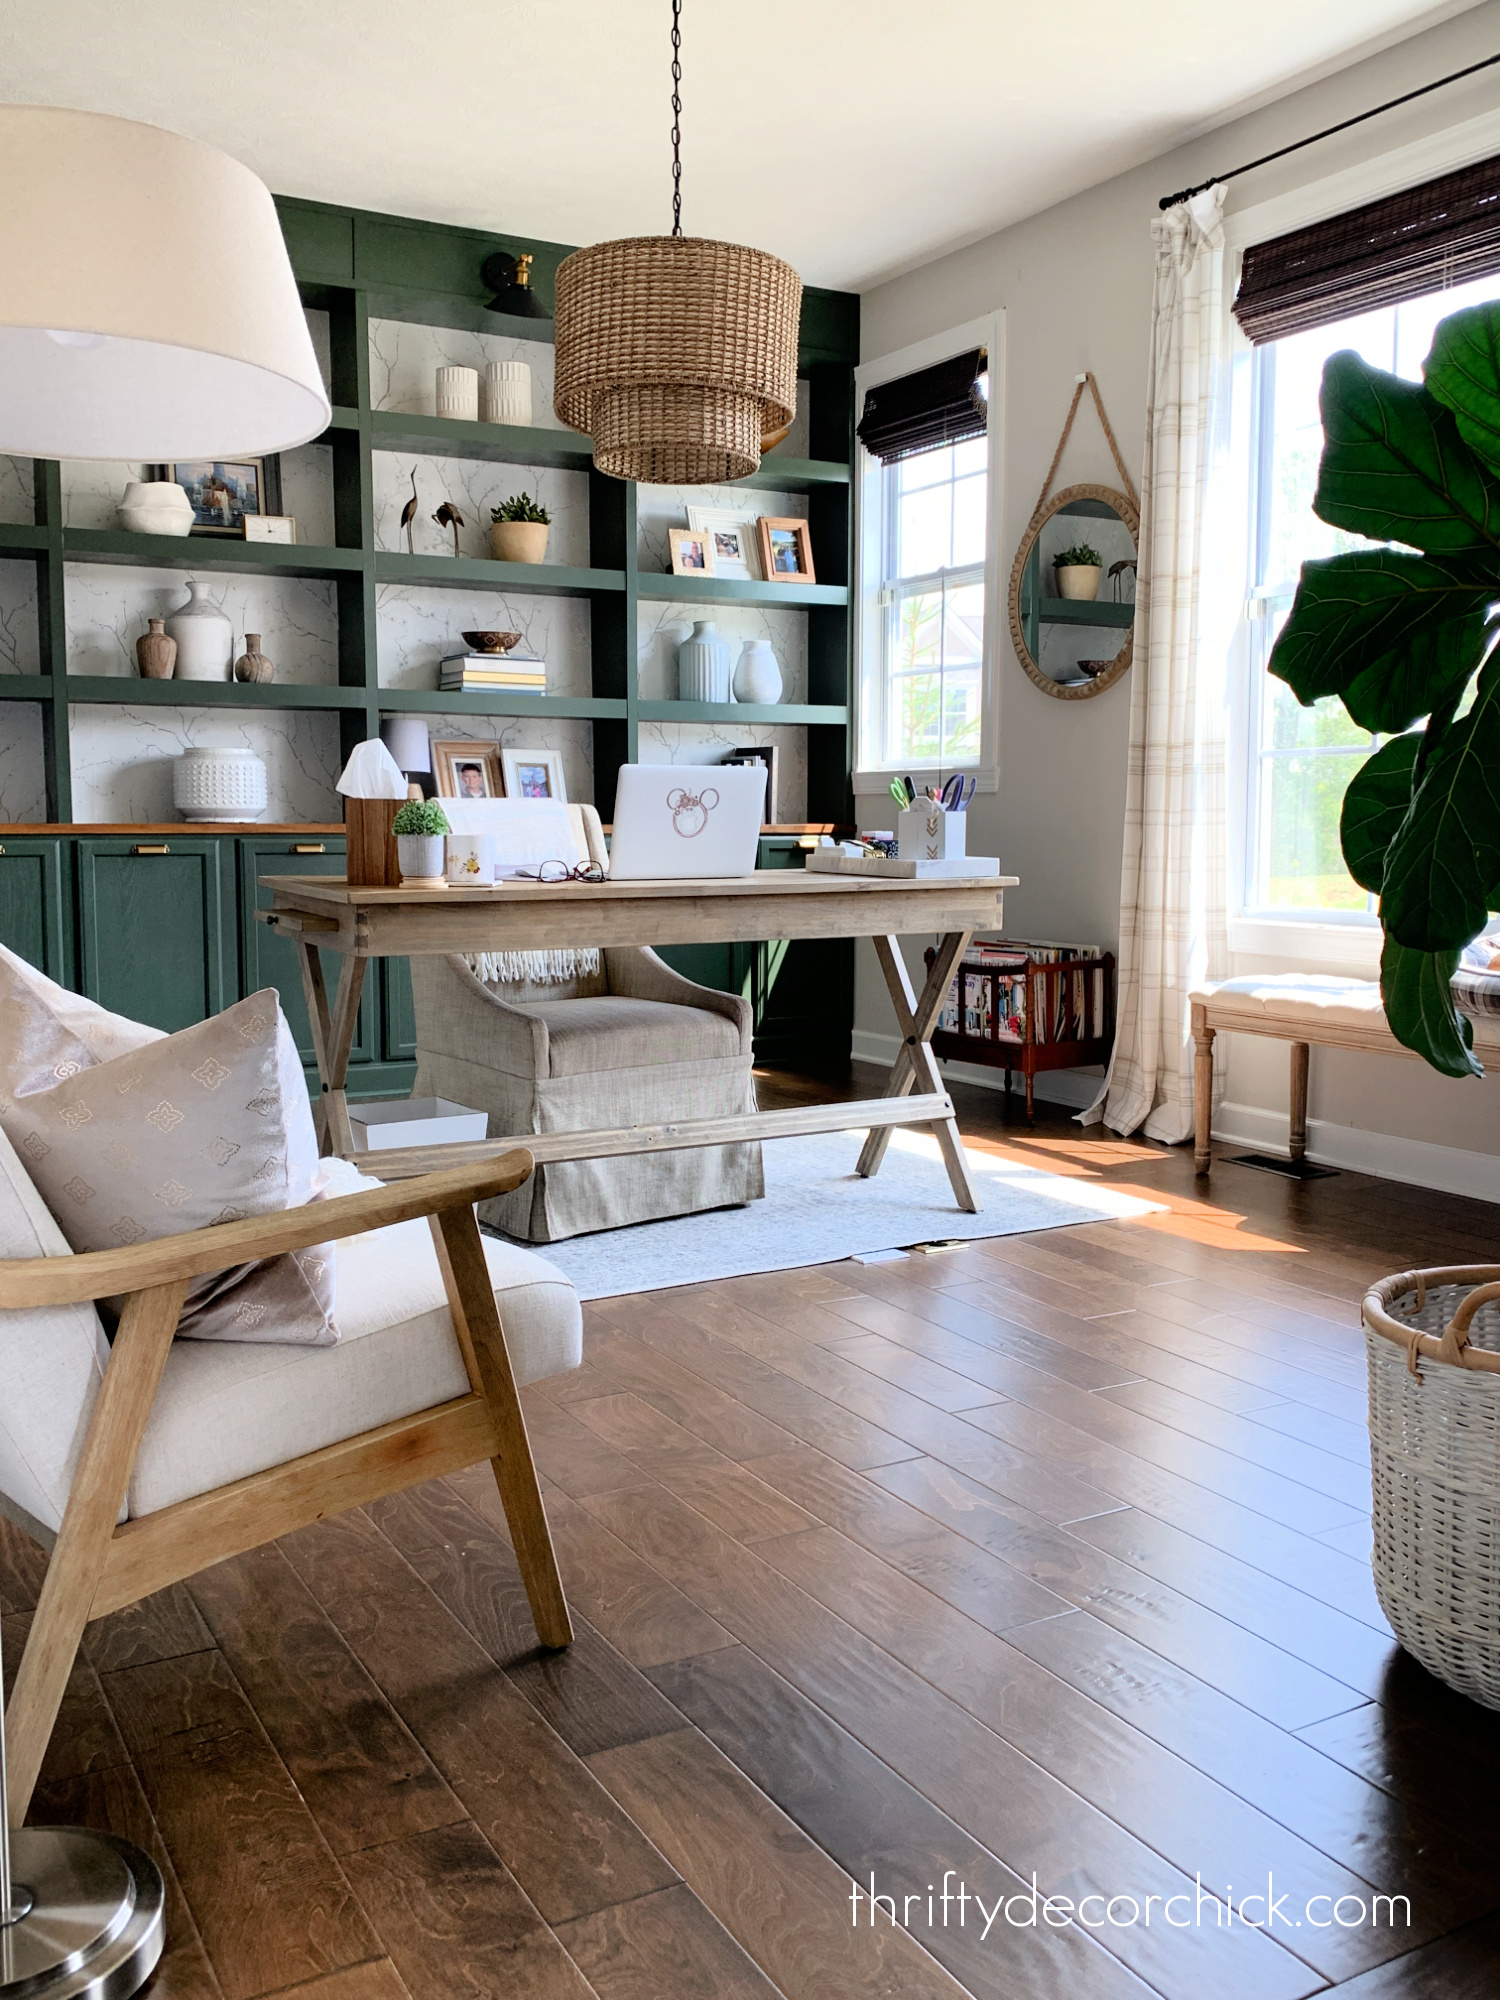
[1219, 105, 1500, 972]
[852, 311, 1004, 801]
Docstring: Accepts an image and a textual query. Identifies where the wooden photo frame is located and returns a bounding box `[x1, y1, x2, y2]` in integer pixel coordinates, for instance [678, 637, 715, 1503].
[757, 516, 815, 584]
[724, 744, 779, 826]
[685, 506, 761, 581]
[668, 527, 715, 577]
[501, 747, 567, 802]
[151, 456, 282, 536]
[432, 739, 504, 800]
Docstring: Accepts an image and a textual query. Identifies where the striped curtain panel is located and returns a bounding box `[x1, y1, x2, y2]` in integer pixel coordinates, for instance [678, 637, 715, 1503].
[1088, 185, 1229, 1141]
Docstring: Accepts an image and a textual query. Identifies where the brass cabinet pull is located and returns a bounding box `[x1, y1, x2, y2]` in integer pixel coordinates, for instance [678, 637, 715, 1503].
[0, 845, 6, 855]
[130, 843, 170, 856]
[291, 842, 327, 854]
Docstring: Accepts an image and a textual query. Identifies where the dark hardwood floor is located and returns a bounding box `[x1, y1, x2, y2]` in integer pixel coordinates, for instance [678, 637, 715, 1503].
[5, 1061, 1500, 1999]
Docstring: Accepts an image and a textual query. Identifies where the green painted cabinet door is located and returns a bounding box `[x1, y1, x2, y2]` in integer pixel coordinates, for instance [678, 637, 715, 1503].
[382, 957, 417, 1062]
[76, 837, 229, 1033]
[0, 836, 70, 984]
[237, 837, 379, 1073]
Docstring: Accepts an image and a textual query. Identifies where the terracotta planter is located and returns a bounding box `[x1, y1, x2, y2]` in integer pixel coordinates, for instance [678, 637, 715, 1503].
[490, 520, 549, 564]
[1056, 563, 1101, 602]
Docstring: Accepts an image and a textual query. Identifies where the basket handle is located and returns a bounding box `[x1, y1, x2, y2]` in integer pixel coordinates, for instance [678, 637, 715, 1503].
[1437, 1280, 1500, 1367]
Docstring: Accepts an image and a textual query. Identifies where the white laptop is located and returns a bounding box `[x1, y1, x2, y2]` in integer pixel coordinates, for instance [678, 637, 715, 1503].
[608, 763, 765, 880]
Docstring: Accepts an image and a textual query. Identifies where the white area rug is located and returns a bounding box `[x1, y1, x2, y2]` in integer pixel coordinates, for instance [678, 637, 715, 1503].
[505, 1128, 1163, 1302]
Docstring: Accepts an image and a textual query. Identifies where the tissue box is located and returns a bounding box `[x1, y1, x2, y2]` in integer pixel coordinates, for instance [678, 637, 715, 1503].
[898, 807, 966, 863]
[344, 798, 402, 886]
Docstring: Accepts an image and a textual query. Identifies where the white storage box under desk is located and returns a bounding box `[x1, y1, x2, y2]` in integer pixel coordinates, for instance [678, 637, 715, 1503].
[348, 1097, 489, 1151]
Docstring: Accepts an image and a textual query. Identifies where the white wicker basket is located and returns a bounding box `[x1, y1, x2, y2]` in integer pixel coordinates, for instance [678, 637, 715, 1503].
[1364, 1266, 1500, 1708]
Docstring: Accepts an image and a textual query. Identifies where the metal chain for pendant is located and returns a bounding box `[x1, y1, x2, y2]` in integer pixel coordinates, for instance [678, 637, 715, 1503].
[669, 0, 683, 237]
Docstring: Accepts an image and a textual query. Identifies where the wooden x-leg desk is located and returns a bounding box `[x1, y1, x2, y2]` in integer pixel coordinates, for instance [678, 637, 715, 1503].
[260, 870, 1016, 1212]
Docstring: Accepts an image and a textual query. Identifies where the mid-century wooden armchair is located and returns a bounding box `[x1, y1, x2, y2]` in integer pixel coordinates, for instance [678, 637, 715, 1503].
[0, 1152, 571, 1827]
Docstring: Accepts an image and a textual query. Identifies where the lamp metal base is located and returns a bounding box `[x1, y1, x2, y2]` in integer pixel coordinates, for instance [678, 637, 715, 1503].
[0, 1829, 163, 2000]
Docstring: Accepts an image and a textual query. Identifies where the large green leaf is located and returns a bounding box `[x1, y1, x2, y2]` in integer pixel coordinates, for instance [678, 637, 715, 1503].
[1341, 610, 1490, 734]
[1424, 301, 1500, 474]
[1381, 651, 1500, 952]
[1341, 733, 1420, 893]
[1380, 935, 1479, 1077]
[1314, 353, 1500, 552]
[1268, 550, 1497, 708]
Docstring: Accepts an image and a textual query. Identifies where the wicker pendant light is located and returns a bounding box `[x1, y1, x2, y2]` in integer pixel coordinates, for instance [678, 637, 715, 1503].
[553, 0, 801, 485]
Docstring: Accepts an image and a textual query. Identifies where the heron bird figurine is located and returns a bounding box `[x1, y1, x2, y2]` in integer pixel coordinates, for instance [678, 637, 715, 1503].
[400, 469, 420, 553]
[433, 499, 464, 558]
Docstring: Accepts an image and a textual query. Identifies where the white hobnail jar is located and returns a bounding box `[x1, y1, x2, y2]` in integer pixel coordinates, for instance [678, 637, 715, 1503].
[733, 638, 783, 705]
[435, 365, 480, 420]
[172, 747, 268, 823]
[676, 621, 732, 703]
[164, 581, 233, 681]
[117, 480, 194, 537]
[481, 360, 531, 425]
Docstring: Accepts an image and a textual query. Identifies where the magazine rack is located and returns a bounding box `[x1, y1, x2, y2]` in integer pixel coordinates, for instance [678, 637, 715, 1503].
[926, 942, 1116, 1120]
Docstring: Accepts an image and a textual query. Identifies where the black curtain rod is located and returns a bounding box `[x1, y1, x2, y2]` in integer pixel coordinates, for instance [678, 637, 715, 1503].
[1158, 49, 1500, 211]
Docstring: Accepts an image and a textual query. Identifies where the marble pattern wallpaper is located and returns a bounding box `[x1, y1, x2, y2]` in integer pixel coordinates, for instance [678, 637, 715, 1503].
[65, 565, 338, 684]
[376, 581, 591, 695]
[0, 458, 33, 527]
[369, 320, 560, 426]
[0, 561, 39, 675]
[0, 704, 47, 824]
[373, 450, 587, 566]
[69, 705, 342, 825]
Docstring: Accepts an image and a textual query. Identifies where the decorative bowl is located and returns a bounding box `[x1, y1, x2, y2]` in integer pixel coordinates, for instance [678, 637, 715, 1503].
[460, 630, 522, 654]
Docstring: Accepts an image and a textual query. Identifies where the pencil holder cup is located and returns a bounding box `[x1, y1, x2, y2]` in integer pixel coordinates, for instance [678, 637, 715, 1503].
[898, 807, 966, 862]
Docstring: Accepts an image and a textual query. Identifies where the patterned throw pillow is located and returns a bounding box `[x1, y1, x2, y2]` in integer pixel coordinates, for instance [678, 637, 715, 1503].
[0, 965, 337, 1346]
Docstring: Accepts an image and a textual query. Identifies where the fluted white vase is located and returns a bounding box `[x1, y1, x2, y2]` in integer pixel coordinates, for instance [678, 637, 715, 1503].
[435, 365, 480, 420]
[733, 639, 783, 705]
[481, 360, 532, 425]
[677, 620, 732, 703]
[164, 581, 232, 680]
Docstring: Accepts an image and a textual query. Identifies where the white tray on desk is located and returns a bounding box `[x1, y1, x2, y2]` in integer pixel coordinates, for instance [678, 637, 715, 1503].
[805, 851, 1003, 880]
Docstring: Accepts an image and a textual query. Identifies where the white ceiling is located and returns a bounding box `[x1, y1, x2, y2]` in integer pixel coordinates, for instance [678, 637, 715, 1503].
[0, 0, 1486, 290]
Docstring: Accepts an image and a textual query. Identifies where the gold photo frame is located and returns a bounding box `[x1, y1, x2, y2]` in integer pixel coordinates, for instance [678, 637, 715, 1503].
[432, 739, 504, 799]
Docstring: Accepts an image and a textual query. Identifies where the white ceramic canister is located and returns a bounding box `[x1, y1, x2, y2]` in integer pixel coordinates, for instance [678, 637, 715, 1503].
[676, 620, 732, 703]
[481, 360, 532, 425]
[117, 480, 194, 536]
[164, 581, 233, 680]
[435, 365, 480, 421]
[445, 832, 495, 885]
[172, 747, 268, 823]
[733, 638, 783, 705]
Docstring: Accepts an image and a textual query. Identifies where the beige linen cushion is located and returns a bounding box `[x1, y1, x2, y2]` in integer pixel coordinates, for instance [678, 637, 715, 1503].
[0, 967, 336, 1346]
[1189, 974, 1386, 1033]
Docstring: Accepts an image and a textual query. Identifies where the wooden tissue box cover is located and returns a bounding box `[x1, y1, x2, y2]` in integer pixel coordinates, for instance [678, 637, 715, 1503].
[344, 798, 402, 886]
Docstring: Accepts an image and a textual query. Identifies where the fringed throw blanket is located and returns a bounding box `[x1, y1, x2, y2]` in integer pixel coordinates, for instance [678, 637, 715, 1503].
[463, 949, 602, 987]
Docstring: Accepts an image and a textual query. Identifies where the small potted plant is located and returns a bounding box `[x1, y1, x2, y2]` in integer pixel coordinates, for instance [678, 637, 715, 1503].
[391, 797, 450, 887]
[490, 492, 551, 564]
[1054, 541, 1103, 602]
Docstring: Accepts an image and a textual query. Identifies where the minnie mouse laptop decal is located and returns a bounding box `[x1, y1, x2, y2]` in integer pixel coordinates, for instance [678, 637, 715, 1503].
[608, 764, 766, 879]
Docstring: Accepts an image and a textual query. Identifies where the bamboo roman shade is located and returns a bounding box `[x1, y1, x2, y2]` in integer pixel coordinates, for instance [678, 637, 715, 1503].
[857, 348, 986, 463]
[1234, 152, 1500, 344]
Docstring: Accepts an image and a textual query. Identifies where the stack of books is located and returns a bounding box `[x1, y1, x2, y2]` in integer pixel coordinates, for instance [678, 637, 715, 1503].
[439, 651, 546, 694]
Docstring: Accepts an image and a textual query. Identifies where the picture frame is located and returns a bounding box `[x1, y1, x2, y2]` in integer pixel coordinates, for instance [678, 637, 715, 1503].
[501, 747, 568, 802]
[685, 505, 762, 582]
[668, 526, 715, 577]
[725, 744, 779, 826]
[151, 456, 282, 537]
[431, 739, 504, 800]
[756, 516, 815, 583]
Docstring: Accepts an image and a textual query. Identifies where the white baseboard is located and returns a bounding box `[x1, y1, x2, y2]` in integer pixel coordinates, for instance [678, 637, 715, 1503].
[1213, 1099, 1500, 1204]
[850, 1028, 1104, 1111]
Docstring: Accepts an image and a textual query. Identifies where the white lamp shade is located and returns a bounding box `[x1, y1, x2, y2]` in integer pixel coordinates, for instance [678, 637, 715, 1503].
[0, 106, 331, 459]
[380, 717, 432, 774]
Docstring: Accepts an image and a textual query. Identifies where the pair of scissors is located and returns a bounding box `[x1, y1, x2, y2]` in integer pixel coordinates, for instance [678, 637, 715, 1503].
[940, 774, 974, 810]
[890, 775, 916, 809]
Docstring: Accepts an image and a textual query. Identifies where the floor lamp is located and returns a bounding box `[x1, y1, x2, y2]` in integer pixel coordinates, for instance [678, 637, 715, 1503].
[0, 102, 330, 1998]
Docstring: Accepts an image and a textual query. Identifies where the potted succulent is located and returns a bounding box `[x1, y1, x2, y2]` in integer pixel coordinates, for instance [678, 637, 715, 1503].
[490, 492, 551, 564]
[391, 797, 450, 887]
[1054, 542, 1102, 601]
[1271, 296, 1500, 1077]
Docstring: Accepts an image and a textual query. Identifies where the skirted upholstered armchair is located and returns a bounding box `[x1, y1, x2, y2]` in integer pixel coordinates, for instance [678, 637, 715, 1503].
[410, 806, 763, 1243]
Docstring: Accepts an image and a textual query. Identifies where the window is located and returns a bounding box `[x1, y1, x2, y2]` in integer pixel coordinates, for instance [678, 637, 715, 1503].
[876, 436, 987, 767]
[1244, 267, 1500, 917]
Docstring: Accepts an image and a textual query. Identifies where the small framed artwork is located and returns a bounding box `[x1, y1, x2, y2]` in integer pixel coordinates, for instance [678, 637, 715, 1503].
[757, 516, 815, 583]
[668, 527, 715, 577]
[152, 457, 282, 536]
[725, 744, 779, 826]
[501, 747, 568, 801]
[685, 506, 761, 582]
[432, 739, 504, 800]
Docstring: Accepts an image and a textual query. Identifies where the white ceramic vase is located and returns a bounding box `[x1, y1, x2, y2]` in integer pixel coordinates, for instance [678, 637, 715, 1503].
[117, 480, 194, 536]
[677, 620, 732, 703]
[733, 639, 783, 705]
[397, 834, 447, 886]
[435, 365, 480, 420]
[164, 581, 233, 680]
[172, 747, 267, 823]
[481, 360, 531, 425]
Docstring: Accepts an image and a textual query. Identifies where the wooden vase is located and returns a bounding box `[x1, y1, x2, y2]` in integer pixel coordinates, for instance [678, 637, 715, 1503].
[135, 617, 176, 679]
[234, 632, 274, 683]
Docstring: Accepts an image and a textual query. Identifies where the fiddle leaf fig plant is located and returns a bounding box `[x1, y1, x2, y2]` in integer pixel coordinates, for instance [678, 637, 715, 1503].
[1269, 299, 1500, 1078]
